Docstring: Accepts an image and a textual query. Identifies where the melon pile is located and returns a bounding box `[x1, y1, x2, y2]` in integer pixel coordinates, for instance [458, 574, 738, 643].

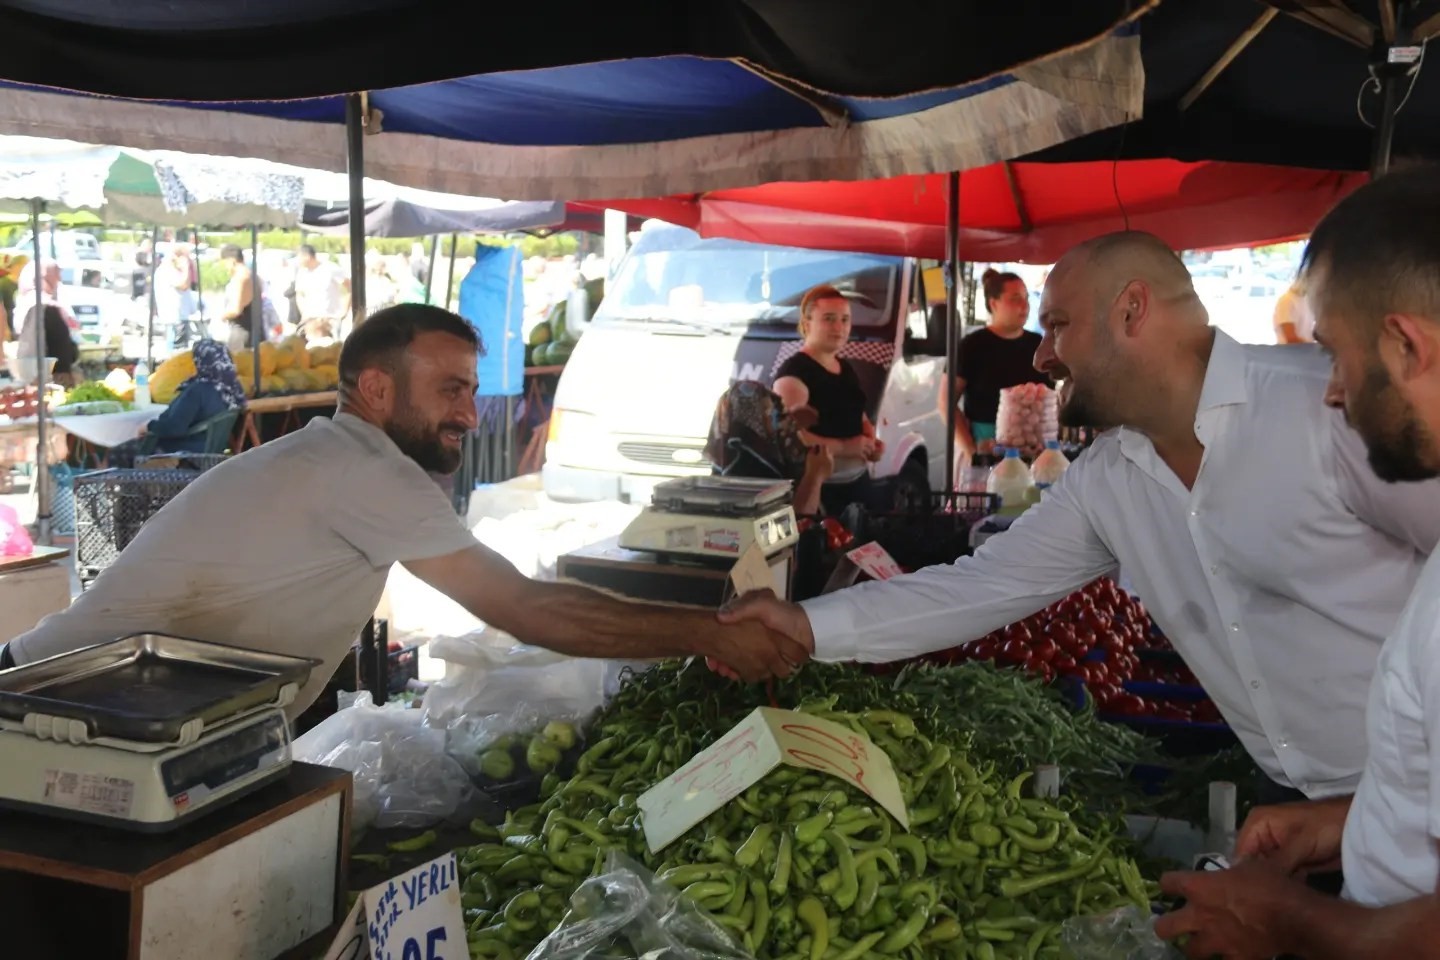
[150, 338, 341, 403]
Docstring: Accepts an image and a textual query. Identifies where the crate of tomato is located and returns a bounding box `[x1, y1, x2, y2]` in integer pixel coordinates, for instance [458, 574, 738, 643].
[940, 576, 1237, 754]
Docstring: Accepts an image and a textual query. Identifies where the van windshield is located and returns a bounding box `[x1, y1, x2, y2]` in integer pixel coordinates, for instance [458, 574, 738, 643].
[596, 223, 899, 333]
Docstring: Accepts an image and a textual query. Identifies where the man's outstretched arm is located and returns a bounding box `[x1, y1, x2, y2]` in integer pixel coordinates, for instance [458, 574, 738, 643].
[405, 543, 810, 681]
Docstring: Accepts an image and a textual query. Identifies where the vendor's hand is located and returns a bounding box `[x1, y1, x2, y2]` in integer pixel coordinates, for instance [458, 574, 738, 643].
[1155, 858, 1307, 959]
[865, 438, 885, 462]
[789, 405, 820, 432]
[702, 614, 811, 682]
[977, 438, 996, 455]
[1234, 796, 1350, 876]
[136, 424, 148, 438]
[709, 591, 816, 681]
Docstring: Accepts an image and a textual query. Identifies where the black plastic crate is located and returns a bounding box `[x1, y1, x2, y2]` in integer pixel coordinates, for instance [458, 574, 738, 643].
[861, 491, 1000, 570]
[73, 468, 204, 583]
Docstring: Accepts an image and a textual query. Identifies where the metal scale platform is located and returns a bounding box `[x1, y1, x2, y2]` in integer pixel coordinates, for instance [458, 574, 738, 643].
[0, 634, 319, 832]
[560, 477, 801, 607]
[619, 476, 800, 560]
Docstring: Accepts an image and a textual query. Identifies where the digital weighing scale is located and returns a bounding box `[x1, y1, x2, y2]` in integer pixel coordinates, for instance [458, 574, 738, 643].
[619, 476, 800, 560]
[0, 634, 320, 832]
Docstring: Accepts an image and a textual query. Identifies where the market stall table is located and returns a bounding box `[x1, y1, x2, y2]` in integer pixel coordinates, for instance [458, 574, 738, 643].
[236, 390, 337, 451]
[53, 404, 168, 463]
[0, 762, 351, 960]
[0, 545, 70, 643]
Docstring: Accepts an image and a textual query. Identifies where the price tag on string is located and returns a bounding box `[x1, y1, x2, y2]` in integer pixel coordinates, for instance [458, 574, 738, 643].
[637, 707, 908, 853]
[323, 852, 466, 960]
[729, 542, 774, 596]
[845, 541, 903, 581]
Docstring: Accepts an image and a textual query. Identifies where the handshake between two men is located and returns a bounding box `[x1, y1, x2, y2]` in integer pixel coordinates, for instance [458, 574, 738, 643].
[706, 591, 815, 681]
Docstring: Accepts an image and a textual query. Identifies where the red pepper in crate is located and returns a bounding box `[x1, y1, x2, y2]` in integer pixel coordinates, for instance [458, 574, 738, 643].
[820, 517, 853, 552]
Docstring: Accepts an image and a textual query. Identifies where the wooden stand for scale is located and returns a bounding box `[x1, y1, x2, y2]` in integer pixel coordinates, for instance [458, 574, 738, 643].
[0, 762, 352, 960]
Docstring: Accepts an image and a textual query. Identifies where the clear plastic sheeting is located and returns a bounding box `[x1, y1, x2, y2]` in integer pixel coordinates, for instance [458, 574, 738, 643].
[524, 852, 752, 960]
[1060, 906, 1185, 960]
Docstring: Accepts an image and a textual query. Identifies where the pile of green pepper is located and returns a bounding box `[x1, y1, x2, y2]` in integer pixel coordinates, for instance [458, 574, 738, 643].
[448, 661, 1158, 960]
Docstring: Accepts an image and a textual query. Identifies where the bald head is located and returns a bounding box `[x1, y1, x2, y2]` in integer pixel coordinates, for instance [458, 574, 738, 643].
[1037, 231, 1215, 435]
[1052, 231, 1205, 327]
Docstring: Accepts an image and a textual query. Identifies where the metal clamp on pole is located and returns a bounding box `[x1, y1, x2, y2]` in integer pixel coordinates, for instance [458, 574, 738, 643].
[1368, 2, 1421, 176]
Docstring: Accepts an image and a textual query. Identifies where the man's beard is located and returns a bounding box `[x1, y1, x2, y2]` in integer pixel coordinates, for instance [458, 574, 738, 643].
[1351, 362, 1438, 483]
[386, 392, 467, 474]
[1057, 323, 1121, 431]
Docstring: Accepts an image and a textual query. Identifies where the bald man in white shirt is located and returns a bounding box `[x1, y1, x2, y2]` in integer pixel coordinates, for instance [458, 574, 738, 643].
[1155, 167, 1440, 960]
[719, 230, 1440, 810]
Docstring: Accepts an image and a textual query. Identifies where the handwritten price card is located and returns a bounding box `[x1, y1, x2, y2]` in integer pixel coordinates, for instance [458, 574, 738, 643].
[845, 541, 904, 580]
[637, 707, 908, 853]
[321, 852, 466, 960]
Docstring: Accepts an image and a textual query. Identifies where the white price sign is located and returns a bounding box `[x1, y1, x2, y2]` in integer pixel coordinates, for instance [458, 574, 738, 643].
[321, 852, 466, 960]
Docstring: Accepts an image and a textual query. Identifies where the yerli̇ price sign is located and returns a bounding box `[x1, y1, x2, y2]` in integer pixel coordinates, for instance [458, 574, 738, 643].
[323, 852, 466, 960]
[637, 707, 909, 852]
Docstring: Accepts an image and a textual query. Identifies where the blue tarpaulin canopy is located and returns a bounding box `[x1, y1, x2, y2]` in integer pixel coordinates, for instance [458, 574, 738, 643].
[0, 28, 1145, 199]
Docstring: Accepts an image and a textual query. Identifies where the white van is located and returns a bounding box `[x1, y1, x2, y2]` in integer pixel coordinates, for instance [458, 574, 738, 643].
[542, 223, 951, 509]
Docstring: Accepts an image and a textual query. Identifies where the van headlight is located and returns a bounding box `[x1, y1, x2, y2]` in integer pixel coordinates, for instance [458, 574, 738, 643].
[547, 408, 598, 447]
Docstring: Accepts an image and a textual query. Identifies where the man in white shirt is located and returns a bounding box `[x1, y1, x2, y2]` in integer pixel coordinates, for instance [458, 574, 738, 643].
[719, 231, 1440, 804]
[1273, 280, 1315, 345]
[1, 304, 806, 716]
[1153, 168, 1440, 958]
[294, 244, 350, 340]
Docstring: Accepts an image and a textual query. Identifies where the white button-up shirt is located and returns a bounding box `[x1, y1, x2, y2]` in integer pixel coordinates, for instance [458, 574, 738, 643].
[803, 332, 1440, 797]
[1341, 548, 1440, 905]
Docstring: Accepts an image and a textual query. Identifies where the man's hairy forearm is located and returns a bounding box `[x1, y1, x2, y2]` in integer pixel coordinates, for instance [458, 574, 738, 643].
[498, 581, 707, 660]
[1282, 890, 1440, 959]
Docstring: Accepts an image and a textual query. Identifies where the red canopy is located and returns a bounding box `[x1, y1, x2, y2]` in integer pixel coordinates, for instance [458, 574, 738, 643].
[594, 160, 1367, 262]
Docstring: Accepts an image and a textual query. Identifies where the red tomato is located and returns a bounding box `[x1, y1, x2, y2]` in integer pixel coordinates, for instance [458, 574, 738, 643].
[1155, 703, 1189, 721]
[1057, 598, 1083, 619]
[1037, 662, 1056, 684]
[998, 637, 1030, 666]
[1101, 632, 1128, 656]
[1087, 662, 1110, 684]
[1053, 653, 1077, 673]
[1003, 623, 1034, 643]
[972, 637, 998, 660]
[1112, 693, 1148, 716]
[1032, 636, 1059, 664]
[1091, 682, 1122, 707]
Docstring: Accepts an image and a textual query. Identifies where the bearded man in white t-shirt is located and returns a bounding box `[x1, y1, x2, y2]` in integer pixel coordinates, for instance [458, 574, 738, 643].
[1155, 168, 1440, 958]
[1, 304, 807, 715]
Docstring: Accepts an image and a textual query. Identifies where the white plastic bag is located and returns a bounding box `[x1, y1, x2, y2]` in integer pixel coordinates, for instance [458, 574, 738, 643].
[1060, 906, 1184, 960]
[421, 624, 646, 730]
[524, 851, 751, 960]
[292, 692, 480, 831]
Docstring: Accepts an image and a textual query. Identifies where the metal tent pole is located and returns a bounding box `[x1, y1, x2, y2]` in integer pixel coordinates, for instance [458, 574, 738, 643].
[943, 171, 960, 498]
[1370, 2, 1416, 177]
[145, 225, 160, 367]
[345, 93, 368, 326]
[29, 199, 50, 545]
[423, 234, 439, 304]
[192, 226, 204, 339]
[249, 225, 262, 398]
[443, 233, 459, 311]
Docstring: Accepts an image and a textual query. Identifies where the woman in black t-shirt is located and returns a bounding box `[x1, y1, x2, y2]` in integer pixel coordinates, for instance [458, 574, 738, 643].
[772, 285, 883, 512]
[938, 269, 1052, 458]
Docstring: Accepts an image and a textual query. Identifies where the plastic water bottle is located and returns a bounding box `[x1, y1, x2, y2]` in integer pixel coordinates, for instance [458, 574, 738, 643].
[134, 361, 151, 407]
[987, 447, 1036, 513]
[1030, 440, 1071, 489]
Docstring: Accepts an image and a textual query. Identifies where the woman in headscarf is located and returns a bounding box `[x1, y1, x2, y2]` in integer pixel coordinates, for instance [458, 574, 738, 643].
[108, 339, 245, 465]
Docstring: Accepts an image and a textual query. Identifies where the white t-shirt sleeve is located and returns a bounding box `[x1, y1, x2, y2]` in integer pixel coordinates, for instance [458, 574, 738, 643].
[329, 454, 479, 567]
[1328, 411, 1440, 556]
[802, 458, 1118, 661]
